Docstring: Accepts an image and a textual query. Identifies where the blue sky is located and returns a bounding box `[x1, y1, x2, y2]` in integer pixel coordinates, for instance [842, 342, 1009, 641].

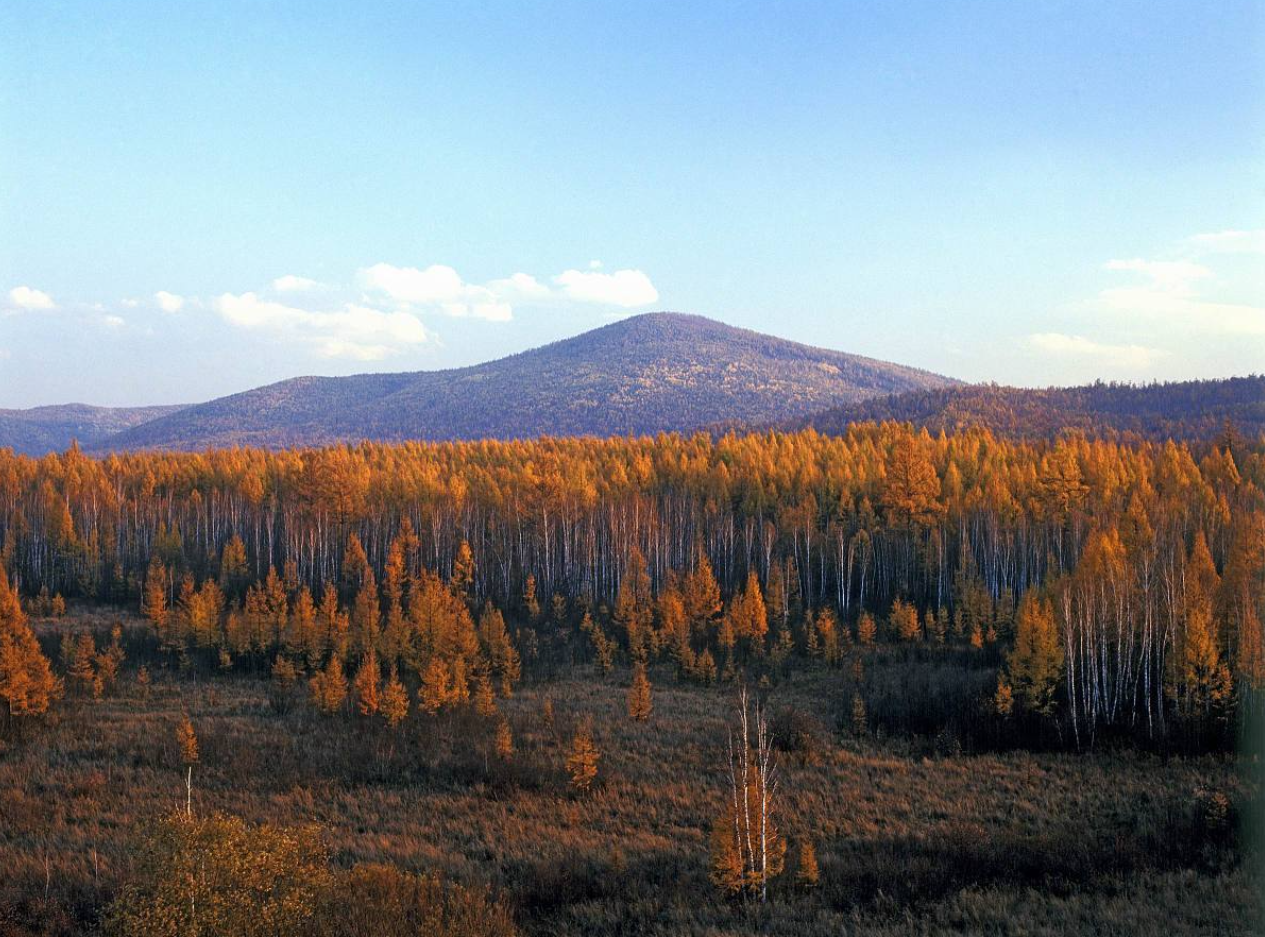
[1, 1, 1262, 407]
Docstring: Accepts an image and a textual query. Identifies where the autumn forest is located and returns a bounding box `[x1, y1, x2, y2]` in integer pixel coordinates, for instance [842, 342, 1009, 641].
[0, 421, 1260, 934]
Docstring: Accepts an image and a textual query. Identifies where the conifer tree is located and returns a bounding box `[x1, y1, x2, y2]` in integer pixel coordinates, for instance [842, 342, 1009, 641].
[143, 556, 169, 639]
[289, 586, 319, 668]
[522, 573, 542, 622]
[1004, 594, 1063, 718]
[627, 661, 652, 721]
[478, 603, 521, 697]
[68, 633, 97, 696]
[0, 573, 60, 733]
[816, 608, 842, 665]
[856, 611, 876, 646]
[889, 598, 921, 642]
[218, 533, 249, 602]
[683, 550, 722, 638]
[353, 650, 381, 716]
[566, 719, 600, 792]
[351, 570, 380, 663]
[696, 648, 718, 684]
[451, 540, 475, 605]
[796, 839, 820, 890]
[473, 669, 498, 718]
[270, 656, 299, 714]
[1175, 532, 1233, 725]
[309, 655, 347, 715]
[614, 547, 654, 660]
[380, 665, 409, 728]
[419, 657, 452, 714]
[494, 717, 514, 760]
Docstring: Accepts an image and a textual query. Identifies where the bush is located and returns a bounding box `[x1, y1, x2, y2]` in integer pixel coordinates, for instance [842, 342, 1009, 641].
[104, 812, 330, 937]
[312, 863, 517, 937]
[770, 705, 826, 764]
[104, 813, 518, 937]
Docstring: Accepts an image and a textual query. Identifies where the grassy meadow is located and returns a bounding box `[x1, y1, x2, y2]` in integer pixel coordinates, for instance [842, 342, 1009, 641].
[1, 609, 1260, 936]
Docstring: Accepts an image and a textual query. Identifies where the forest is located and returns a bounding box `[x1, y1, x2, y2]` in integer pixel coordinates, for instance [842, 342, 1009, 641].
[794, 375, 1265, 442]
[1, 422, 1262, 934]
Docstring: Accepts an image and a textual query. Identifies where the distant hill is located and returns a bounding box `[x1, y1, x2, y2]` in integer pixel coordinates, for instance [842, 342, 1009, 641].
[0, 404, 187, 456]
[793, 376, 1265, 441]
[95, 313, 958, 451]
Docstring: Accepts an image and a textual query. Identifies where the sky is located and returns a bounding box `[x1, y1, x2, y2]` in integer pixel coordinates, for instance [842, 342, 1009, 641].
[1, 1, 1262, 408]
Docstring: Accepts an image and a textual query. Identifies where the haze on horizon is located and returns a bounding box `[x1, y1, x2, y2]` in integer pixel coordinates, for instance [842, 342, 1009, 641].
[1, 1, 1262, 409]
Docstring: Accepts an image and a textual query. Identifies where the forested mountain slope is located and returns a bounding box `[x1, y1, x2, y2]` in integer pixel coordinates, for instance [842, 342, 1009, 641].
[793, 376, 1265, 441]
[97, 313, 957, 451]
[0, 403, 186, 456]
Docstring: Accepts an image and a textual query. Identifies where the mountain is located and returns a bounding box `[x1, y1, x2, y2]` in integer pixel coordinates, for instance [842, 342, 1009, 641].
[0, 403, 187, 456]
[793, 376, 1265, 442]
[97, 313, 958, 451]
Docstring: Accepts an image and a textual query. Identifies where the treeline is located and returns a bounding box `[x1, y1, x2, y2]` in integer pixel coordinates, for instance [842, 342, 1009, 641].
[794, 376, 1265, 442]
[1, 423, 1263, 747]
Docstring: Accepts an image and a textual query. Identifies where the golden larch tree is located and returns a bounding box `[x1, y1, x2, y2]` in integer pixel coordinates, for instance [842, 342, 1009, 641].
[353, 649, 381, 716]
[627, 661, 652, 721]
[0, 573, 61, 733]
[380, 664, 409, 728]
[1005, 594, 1063, 717]
[566, 719, 600, 792]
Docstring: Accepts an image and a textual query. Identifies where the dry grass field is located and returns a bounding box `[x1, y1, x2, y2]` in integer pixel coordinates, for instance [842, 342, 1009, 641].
[2, 610, 1260, 936]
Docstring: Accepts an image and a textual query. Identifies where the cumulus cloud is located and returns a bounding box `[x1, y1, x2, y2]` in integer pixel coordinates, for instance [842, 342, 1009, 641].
[360, 261, 659, 320]
[215, 292, 429, 360]
[360, 263, 466, 304]
[155, 290, 185, 313]
[486, 272, 552, 302]
[1187, 229, 1265, 256]
[102, 315, 126, 330]
[357, 263, 514, 321]
[1027, 333, 1167, 369]
[8, 286, 55, 311]
[272, 274, 324, 293]
[552, 268, 659, 307]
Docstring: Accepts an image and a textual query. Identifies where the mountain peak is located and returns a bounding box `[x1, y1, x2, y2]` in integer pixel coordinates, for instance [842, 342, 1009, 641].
[5, 314, 959, 453]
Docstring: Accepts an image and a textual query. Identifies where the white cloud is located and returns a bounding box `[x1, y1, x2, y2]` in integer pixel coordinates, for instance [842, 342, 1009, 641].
[102, 315, 126, 330]
[486, 272, 552, 302]
[360, 263, 468, 305]
[121, 298, 140, 308]
[553, 268, 659, 307]
[215, 292, 429, 360]
[1027, 333, 1168, 369]
[1098, 255, 1265, 336]
[8, 286, 55, 311]
[358, 263, 515, 321]
[1187, 229, 1265, 256]
[155, 290, 185, 313]
[272, 274, 323, 293]
[1102, 259, 1210, 294]
[360, 261, 660, 319]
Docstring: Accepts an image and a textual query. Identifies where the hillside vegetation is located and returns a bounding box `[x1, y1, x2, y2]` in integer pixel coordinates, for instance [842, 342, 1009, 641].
[95, 313, 956, 451]
[0, 404, 186, 456]
[794, 376, 1265, 441]
[1, 422, 1262, 935]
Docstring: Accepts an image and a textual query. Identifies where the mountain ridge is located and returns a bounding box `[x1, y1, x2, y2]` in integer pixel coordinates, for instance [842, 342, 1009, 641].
[94, 312, 957, 451]
[0, 403, 188, 457]
[790, 376, 1265, 442]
